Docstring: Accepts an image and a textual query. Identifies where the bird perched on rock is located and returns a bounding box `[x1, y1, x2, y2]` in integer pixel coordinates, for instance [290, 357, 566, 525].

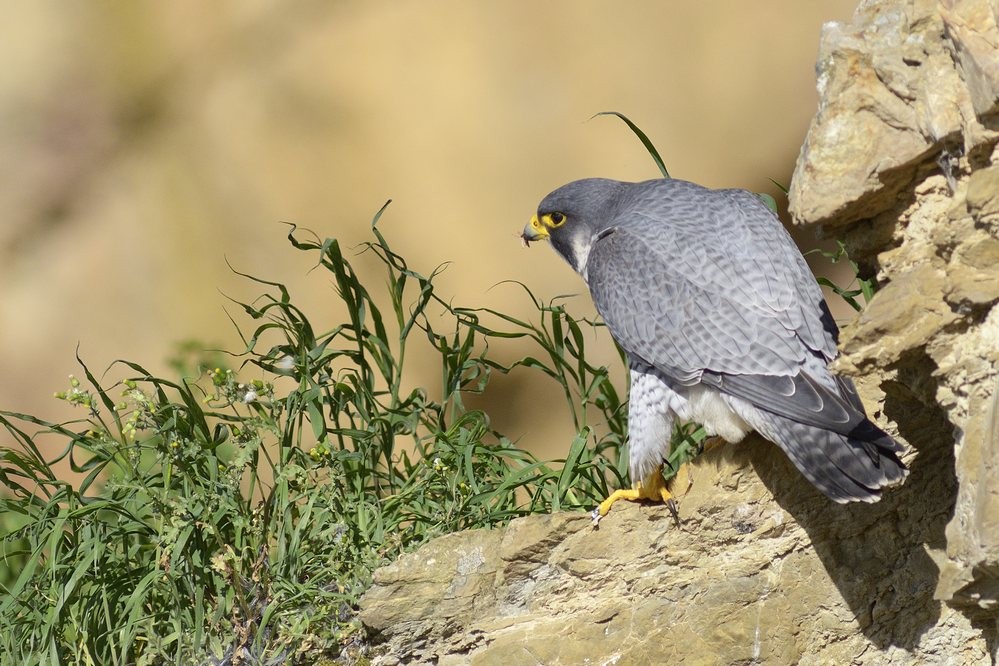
[521, 177, 907, 523]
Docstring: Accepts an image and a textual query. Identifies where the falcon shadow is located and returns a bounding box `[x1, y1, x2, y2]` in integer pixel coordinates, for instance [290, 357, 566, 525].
[742, 361, 957, 651]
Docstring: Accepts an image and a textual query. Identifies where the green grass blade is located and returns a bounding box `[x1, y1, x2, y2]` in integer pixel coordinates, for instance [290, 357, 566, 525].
[592, 111, 670, 178]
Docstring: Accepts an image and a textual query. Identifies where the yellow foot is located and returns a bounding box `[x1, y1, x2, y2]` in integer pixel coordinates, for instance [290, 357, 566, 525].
[591, 463, 692, 527]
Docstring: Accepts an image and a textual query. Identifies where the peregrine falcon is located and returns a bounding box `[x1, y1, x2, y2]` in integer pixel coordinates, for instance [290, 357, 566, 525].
[521, 178, 907, 521]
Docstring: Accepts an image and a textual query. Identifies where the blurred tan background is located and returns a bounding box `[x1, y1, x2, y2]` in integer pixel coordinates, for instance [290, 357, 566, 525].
[0, 1, 858, 460]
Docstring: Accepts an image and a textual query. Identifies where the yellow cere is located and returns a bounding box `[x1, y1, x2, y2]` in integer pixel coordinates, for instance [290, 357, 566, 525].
[529, 214, 549, 238]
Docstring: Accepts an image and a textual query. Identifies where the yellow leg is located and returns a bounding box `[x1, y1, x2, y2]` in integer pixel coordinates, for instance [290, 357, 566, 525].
[591, 464, 689, 526]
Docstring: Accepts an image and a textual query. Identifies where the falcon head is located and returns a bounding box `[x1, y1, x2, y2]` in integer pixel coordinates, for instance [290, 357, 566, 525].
[521, 178, 626, 273]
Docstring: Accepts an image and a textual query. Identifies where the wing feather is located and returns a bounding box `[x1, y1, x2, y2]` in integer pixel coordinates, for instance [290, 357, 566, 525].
[584, 180, 852, 430]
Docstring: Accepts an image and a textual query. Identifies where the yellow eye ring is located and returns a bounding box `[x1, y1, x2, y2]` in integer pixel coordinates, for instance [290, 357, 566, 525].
[543, 212, 566, 228]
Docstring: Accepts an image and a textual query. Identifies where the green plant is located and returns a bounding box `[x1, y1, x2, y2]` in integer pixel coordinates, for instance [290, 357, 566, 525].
[593, 111, 671, 179]
[0, 207, 634, 664]
[810, 240, 877, 311]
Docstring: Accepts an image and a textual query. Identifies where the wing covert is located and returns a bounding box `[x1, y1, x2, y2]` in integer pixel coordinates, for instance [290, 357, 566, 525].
[584, 182, 836, 385]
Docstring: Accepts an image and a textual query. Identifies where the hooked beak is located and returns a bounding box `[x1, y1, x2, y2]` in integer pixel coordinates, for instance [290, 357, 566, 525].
[520, 214, 549, 247]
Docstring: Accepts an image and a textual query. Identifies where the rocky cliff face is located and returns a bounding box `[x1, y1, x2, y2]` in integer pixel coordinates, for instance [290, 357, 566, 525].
[359, 1, 999, 663]
[787, 0, 999, 628]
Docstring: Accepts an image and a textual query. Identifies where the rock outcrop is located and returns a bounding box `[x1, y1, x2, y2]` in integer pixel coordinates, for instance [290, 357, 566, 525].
[360, 436, 991, 664]
[359, 0, 999, 663]
[787, 0, 999, 627]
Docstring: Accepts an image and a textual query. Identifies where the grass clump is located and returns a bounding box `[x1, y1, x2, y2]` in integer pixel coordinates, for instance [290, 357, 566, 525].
[0, 205, 635, 664]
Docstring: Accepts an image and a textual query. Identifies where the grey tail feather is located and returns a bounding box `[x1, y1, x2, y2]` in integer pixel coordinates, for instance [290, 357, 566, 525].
[752, 410, 907, 503]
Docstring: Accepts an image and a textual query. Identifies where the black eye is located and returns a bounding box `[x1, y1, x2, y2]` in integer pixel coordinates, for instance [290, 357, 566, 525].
[550, 212, 564, 224]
